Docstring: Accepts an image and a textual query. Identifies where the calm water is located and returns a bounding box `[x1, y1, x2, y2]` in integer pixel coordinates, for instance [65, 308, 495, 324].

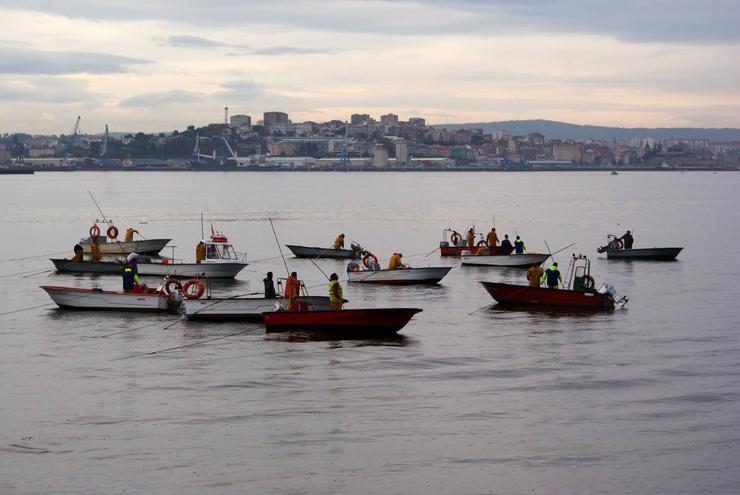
[1, 171, 739, 494]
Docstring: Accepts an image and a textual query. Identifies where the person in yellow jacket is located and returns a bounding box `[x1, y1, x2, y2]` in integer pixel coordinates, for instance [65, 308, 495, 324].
[526, 263, 544, 287]
[333, 233, 345, 249]
[124, 228, 139, 242]
[195, 241, 206, 263]
[328, 273, 344, 310]
[71, 243, 84, 262]
[486, 228, 499, 247]
[388, 252, 406, 270]
[466, 228, 475, 248]
[90, 238, 102, 261]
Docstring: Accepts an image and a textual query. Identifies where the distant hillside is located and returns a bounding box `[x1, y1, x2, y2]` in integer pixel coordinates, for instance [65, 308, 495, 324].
[435, 119, 740, 143]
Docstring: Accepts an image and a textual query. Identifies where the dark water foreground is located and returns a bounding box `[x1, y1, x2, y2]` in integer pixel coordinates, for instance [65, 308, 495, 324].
[1, 171, 738, 494]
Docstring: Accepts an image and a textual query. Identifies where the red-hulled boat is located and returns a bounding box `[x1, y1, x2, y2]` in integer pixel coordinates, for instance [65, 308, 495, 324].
[262, 308, 422, 335]
[479, 254, 627, 310]
[481, 282, 614, 309]
[439, 228, 513, 257]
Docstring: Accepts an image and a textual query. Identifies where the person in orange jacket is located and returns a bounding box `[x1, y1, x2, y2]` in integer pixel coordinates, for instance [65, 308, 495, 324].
[284, 272, 301, 310]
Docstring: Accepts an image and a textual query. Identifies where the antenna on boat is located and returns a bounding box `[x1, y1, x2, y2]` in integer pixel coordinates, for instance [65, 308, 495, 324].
[268, 217, 291, 278]
[200, 212, 204, 240]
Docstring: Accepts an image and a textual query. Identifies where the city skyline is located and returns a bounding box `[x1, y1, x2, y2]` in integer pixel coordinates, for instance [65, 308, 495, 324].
[1, 0, 739, 134]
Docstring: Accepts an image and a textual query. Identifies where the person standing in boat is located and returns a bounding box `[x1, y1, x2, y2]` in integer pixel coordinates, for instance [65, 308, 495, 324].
[195, 241, 206, 263]
[619, 230, 634, 249]
[263, 271, 277, 298]
[333, 233, 345, 250]
[122, 263, 140, 293]
[466, 228, 476, 248]
[284, 272, 301, 310]
[526, 263, 544, 287]
[328, 273, 344, 310]
[500, 234, 513, 252]
[90, 237, 102, 262]
[124, 228, 139, 243]
[514, 235, 526, 254]
[388, 252, 406, 270]
[541, 262, 563, 289]
[487, 228, 499, 248]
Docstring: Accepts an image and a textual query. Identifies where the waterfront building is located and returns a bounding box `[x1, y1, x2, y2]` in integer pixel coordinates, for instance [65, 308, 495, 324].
[373, 144, 388, 168]
[395, 139, 409, 165]
[230, 114, 251, 128]
[380, 113, 399, 126]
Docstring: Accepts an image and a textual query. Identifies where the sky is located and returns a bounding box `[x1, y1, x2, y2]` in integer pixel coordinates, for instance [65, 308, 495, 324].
[1, 0, 739, 134]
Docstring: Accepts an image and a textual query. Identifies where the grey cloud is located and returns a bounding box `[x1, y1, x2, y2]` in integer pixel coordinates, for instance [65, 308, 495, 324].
[0, 46, 150, 75]
[163, 35, 229, 48]
[160, 35, 250, 50]
[213, 80, 266, 100]
[251, 46, 332, 55]
[119, 90, 205, 107]
[3, 0, 740, 44]
[0, 77, 99, 103]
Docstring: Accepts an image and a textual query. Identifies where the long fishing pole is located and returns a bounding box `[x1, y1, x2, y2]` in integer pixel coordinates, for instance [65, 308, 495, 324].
[307, 257, 330, 281]
[268, 218, 290, 278]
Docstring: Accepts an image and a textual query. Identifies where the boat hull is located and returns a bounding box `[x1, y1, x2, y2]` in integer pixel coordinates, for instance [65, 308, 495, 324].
[50, 258, 247, 278]
[263, 308, 422, 335]
[605, 247, 683, 260]
[81, 238, 171, 256]
[480, 282, 613, 309]
[286, 244, 360, 259]
[184, 296, 332, 321]
[41, 285, 172, 311]
[440, 245, 513, 257]
[461, 253, 549, 268]
[347, 267, 451, 285]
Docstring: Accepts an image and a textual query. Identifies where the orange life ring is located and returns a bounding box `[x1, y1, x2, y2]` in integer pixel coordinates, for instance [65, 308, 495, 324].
[450, 231, 461, 245]
[182, 279, 205, 299]
[164, 279, 182, 295]
[362, 252, 379, 269]
[106, 225, 119, 239]
[89, 224, 101, 238]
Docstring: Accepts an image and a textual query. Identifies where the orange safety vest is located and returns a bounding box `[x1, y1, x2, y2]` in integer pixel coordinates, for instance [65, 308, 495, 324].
[284, 277, 300, 298]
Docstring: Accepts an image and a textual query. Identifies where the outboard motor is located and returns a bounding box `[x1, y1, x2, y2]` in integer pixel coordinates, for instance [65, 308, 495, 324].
[347, 262, 360, 273]
[597, 283, 628, 307]
[351, 241, 362, 252]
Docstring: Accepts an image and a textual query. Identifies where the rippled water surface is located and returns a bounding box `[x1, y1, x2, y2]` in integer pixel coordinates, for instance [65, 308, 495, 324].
[1, 171, 739, 494]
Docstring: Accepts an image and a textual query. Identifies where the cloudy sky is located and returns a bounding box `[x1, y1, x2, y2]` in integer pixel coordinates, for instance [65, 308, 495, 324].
[1, 0, 738, 134]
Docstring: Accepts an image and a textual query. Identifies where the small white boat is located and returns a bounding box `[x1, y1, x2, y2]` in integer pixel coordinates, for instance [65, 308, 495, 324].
[183, 296, 333, 321]
[461, 253, 549, 268]
[55, 232, 248, 278]
[346, 264, 451, 285]
[41, 285, 178, 311]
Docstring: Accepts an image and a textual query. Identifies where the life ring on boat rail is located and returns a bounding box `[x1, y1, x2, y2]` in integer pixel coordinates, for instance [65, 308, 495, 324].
[163, 279, 182, 295]
[182, 279, 205, 299]
[450, 231, 461, 245]
[477, 240, 488, 247]
[106, 225, 119, 239]
[362, 252, 379, 269]
[582, 275, 595, 289]
[89, 224, 101, 238]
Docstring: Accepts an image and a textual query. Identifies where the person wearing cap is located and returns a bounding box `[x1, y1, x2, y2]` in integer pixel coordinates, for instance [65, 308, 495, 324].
[333, 233, 345, 250]
[526, 263, 544, 287]
[619, 230, 634, 249]
[541, 262, 563, 289]
[388, 252, 406, 270]
[328, 273, 344, 310]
